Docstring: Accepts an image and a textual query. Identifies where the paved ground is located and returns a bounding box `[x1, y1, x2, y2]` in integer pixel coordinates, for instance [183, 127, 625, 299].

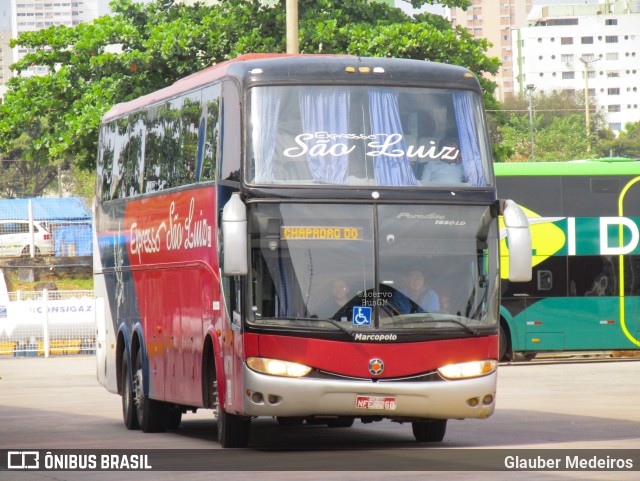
[1, 355, 639, 480]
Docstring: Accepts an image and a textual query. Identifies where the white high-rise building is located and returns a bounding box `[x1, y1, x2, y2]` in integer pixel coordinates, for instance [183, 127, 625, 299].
[444, 0, 534, 102]
[513, 0, 640, 132]
[7, 0, 100, 79]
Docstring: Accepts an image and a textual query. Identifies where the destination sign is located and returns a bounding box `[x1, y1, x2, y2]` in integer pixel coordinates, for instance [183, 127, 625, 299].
[281, 226, 361, 240]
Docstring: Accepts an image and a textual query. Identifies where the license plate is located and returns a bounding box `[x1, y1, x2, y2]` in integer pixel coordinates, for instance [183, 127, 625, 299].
[355, 395, 397, 411]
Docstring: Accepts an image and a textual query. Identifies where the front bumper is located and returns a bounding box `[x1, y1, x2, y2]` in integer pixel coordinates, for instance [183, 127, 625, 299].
[242, 365, 496, 420]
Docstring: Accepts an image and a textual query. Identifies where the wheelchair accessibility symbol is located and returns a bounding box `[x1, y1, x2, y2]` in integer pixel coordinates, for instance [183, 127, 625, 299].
[352, 306, 372, 326]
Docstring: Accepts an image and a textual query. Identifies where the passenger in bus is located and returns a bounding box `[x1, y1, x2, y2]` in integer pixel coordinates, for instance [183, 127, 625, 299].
[421, 139, 465, 185]
[331, 278, 353, 322]
[392, 270, 440, 314]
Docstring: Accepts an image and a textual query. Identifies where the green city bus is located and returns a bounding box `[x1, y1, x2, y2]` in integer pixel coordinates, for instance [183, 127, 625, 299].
[495, 158, 640, 360]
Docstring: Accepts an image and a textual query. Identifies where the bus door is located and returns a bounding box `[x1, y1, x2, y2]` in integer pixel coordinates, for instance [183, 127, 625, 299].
[617, 176, 640, 350]
[522, 256, 567, 352]
[219, 275, 245, 413]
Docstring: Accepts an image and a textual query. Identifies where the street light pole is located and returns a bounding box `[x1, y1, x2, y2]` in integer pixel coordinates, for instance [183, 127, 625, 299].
[526, 84, 535, 162]
[286, 0, 299, 54]
[579, 56, 600, 151]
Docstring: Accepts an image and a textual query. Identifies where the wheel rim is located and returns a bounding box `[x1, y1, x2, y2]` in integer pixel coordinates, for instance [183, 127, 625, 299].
[212, 380, 219, 416]
[133, 367, 144, 419]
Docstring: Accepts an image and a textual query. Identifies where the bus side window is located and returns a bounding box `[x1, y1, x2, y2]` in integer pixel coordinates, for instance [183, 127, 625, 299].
[160, 96, 184, 189]
[125, 111, 144, 197]
[220, 80, 241, 182]
[569, 255, 616, 297]
[200, 84, 221, 182]
[179, 92, 202, 185]
[110, 117, 130, 200]
[97, 123, 115, 201]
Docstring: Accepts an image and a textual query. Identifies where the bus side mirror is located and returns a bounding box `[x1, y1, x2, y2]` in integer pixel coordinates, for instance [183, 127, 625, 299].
[222, 193, 248, 276]
[501, 199, 532, 282]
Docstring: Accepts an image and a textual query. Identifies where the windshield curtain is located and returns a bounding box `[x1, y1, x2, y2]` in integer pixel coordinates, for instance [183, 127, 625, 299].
[248, 203, 499, 333]
[247, 86, 492, 188]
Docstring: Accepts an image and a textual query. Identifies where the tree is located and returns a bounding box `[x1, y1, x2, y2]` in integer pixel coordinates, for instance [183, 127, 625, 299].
[0, 0, 497, 192]
[0, 119, 61, 197]
[494, 91, 606, 162]
[596, 120, 640, 159]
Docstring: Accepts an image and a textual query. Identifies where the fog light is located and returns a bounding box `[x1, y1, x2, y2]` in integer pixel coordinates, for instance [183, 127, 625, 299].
[467, 397, 480, 407]
[483, 394, 494, 405]
[251, 392, 264, 404]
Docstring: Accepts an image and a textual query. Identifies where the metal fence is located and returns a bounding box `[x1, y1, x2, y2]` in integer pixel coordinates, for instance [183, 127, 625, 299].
[0, 290, 96, 357]
[0, 197, 92, 259]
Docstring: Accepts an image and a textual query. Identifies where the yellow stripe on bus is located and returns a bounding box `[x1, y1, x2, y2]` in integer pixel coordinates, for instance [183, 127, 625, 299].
[618, 176, 640, 347]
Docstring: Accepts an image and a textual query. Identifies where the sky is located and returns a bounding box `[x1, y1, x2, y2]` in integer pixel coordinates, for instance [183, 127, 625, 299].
[1, 0, 599, 19]
[96, 1, 604, 16]
[397, 0, 602, 16]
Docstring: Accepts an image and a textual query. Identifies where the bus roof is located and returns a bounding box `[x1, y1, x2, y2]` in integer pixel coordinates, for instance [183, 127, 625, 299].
[494, 158, 640, 177]
[102, 54, 480, 122]
[103, 53, 287, 121]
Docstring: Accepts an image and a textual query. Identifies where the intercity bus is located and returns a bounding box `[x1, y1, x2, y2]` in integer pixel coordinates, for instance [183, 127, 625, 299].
[94, 54, 531, 447]
[496, 158, 640, 361]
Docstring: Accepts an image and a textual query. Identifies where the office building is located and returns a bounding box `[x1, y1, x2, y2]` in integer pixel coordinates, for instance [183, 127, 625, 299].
[513, 1, 640, 132]
[445, 0, 534, 101]
[0, 0, 99, 84]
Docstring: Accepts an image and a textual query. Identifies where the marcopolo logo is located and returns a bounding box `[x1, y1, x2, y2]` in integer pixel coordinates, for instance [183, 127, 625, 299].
[353, 333, 397, 342]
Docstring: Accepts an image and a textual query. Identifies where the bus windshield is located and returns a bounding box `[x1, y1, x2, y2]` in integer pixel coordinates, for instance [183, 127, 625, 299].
[247, 85, 492, 188]
[248, 203, 499, 333]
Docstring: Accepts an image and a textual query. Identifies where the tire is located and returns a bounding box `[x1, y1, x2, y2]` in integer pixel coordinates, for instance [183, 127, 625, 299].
[412, 419, 447, 443]
[217, 409, 250, 448]
[133, 349, 167, 433]
[514, 352, 537, 362]
[326, 417, 355, 428]
[121, 350, 139, 430]
[276, 416, 305, 426]
[165, 408, 182, 430]
[21, 246, 40, 257]
[499, 323, 509, 361]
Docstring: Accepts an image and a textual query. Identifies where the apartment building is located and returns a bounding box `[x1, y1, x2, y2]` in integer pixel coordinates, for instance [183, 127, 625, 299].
[445, 0, 533, 102]
[8, 0, 99, 80]
[513, 1, 640, 132]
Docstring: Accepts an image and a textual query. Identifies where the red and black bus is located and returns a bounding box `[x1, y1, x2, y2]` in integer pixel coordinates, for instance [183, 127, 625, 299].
[94, 54, 531, 447]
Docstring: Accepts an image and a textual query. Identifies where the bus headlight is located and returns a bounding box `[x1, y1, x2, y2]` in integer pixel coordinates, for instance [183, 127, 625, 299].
[247, 357, 312, 378]
[437, 360, 498, 380]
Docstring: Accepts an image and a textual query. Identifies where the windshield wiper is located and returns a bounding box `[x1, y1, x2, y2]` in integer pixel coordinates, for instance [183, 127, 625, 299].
[391, 315, 480, 336]
[255, 317, 352, 334]
[320, 318, 352, 334]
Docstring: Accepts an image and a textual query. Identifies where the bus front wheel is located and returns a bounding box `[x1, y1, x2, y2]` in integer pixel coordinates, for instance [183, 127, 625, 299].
[499, 323, 510, 361]
[326, 417, 355, 428]
[133, 350, 167, 433]
[165, 408, 182, 429]
[217, 409, 250, 448]
[412, 419, 447, 442]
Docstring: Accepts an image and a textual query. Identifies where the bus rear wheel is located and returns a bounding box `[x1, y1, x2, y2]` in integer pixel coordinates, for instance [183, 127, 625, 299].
[121, 350, 139, 430]
[133, 349, 167, 433]
[412, 419, 447, 442]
